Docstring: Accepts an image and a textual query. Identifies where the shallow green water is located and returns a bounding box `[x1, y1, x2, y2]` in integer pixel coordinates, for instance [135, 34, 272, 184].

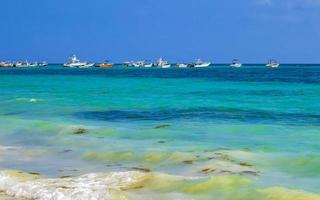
[0, 65, 319, 199]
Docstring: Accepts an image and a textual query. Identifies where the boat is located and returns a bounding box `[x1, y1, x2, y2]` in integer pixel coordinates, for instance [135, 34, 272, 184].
[143, 61, 153, 68]
[28, 62, 39, 67]
[38, 61, 48, 67]
[177, 63, 188, 68]
[157, 58, 171, 68]
[143, 63, 153, 68]
[96, 61, 113, 68]
[133, 61, 145, 68]
[96, 63, 113, 68]
[14, 61, 30, 68]
[64, 55, 94, 68]
[0, 61, 14, 67]
[266, 59, 280, 68]
[230, 59, 242, 68]
[194, 59, 210, 68]
[124, 61, 134, 67]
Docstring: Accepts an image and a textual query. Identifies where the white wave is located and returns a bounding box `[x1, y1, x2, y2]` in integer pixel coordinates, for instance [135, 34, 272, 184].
[15, 98, 40, 103]
[0, 171, 145, 200]
[0, 145, 21, 151]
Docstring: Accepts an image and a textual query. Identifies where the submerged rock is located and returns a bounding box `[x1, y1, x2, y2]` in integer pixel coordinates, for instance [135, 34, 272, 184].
[239, 162, 253, 167]
[73, 128, 87, 135]
[154, 124, 171, 129]
[62, 149, 72, 153]
[59, 175, 72, 179]
[27, 172, 40, 176]
[131, 167, 152, 173]
[183, 160, 194, 165]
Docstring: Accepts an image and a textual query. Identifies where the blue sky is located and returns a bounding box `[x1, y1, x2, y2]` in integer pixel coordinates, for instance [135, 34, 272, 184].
[0, 0, 320, 63]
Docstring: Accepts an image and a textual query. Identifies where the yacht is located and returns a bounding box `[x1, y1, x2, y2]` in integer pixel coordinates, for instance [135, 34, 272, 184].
[194, 59, 210, 68]
[132, 61, 145, 67]
[96, 60, 113, 68]
[230, 59, 242, 68]
[143, 61, 153, 68]
[177, 63, 188, 68]
[14, 61, 30, 67]
[124, 61, 134, 67]
[64, 55, 94, 68]
[0, 61, 14, 67]
[29, 62, 39, 67]
[157, 58, 171, 68]
[266, 60, 280, 68]
[144, 63, 153, 68]
[38, 61, 48, 67]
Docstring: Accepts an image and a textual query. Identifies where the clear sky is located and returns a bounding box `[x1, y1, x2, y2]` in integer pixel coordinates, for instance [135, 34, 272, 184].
[1, 0, 320, 63]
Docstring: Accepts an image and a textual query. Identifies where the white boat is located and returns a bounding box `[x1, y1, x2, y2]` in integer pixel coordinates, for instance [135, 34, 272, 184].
[266, 60, 280, 68]
[194, 59, 210, 68]
[157, 58, 171, 68]
[143, 63, 153, 68]
[177, 63, 188, 68]
[132, 63, 141, 67]
[64, 55, 94, 68]
[0, 61, 14, 67]
[38, 61, 48, 67]
[230, 59, 242, 68]
[15, 61, 30, 68]
[29, 62, 39, 67]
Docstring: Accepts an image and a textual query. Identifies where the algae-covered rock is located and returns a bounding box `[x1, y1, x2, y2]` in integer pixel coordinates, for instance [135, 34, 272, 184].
[131, 167, 152, 173]
[154, 124, 171, 129]
[73, 128, 87, 135]
[259, 187, 320, 200]
[183, 160, 194, 164]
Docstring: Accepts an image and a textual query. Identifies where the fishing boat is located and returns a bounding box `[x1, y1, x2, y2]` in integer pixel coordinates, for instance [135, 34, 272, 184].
[157, 58, 171, 68]
[143, 63, 153, 68]
[0, 61, 14, 67]
[96, 63, 113, 68]
[143, 61, 153, 68]
[28, 62, 39, 67]
[194, 59, 210, 68]
[132, 61, 145, 68]
[14, 61, 30, 68]
[266, 59, 280, 68]
[96, 61, 113, 68]
[230, 59, 242, 68]
[177, 63, 188, 68]
[124, 61, 134, 67]
[38, 62, 48, 67]
[64, 55, 94, 68]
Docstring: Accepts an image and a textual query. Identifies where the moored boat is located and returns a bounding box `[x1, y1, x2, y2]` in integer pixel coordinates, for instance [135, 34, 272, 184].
[96, 60, 113, 68]
[0, 61, 14, 67]
[38, 62, 48, 67]
[157, 58, 171, 68]
[266, 59, 280, 68]
[133, 61, 145, 68]
[96, 63, 113, 68]
[143, 61, 153, 68]
[230, 59, 242, 68]
[64, 55, 94, 68]
[194, 59, 210, 68]
[14, 61, 30, 68]
[177, 63, 188, 68]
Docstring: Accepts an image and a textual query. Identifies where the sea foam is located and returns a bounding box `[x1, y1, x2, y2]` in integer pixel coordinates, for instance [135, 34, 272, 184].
[0, 170, 144, 200]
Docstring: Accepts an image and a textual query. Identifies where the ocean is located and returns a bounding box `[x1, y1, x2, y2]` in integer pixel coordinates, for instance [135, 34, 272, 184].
[0, 65, 319, 200]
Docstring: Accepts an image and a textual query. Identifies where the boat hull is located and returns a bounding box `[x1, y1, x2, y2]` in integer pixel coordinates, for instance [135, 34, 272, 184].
[161, 64, 171, 68]
[194, 63, 210, 68]
[96, 64, 113, 68]
[230, 64, 242, 68]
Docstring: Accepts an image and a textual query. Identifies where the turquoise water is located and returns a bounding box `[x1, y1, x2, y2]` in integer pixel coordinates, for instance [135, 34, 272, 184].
[0, 65, 319, 200]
